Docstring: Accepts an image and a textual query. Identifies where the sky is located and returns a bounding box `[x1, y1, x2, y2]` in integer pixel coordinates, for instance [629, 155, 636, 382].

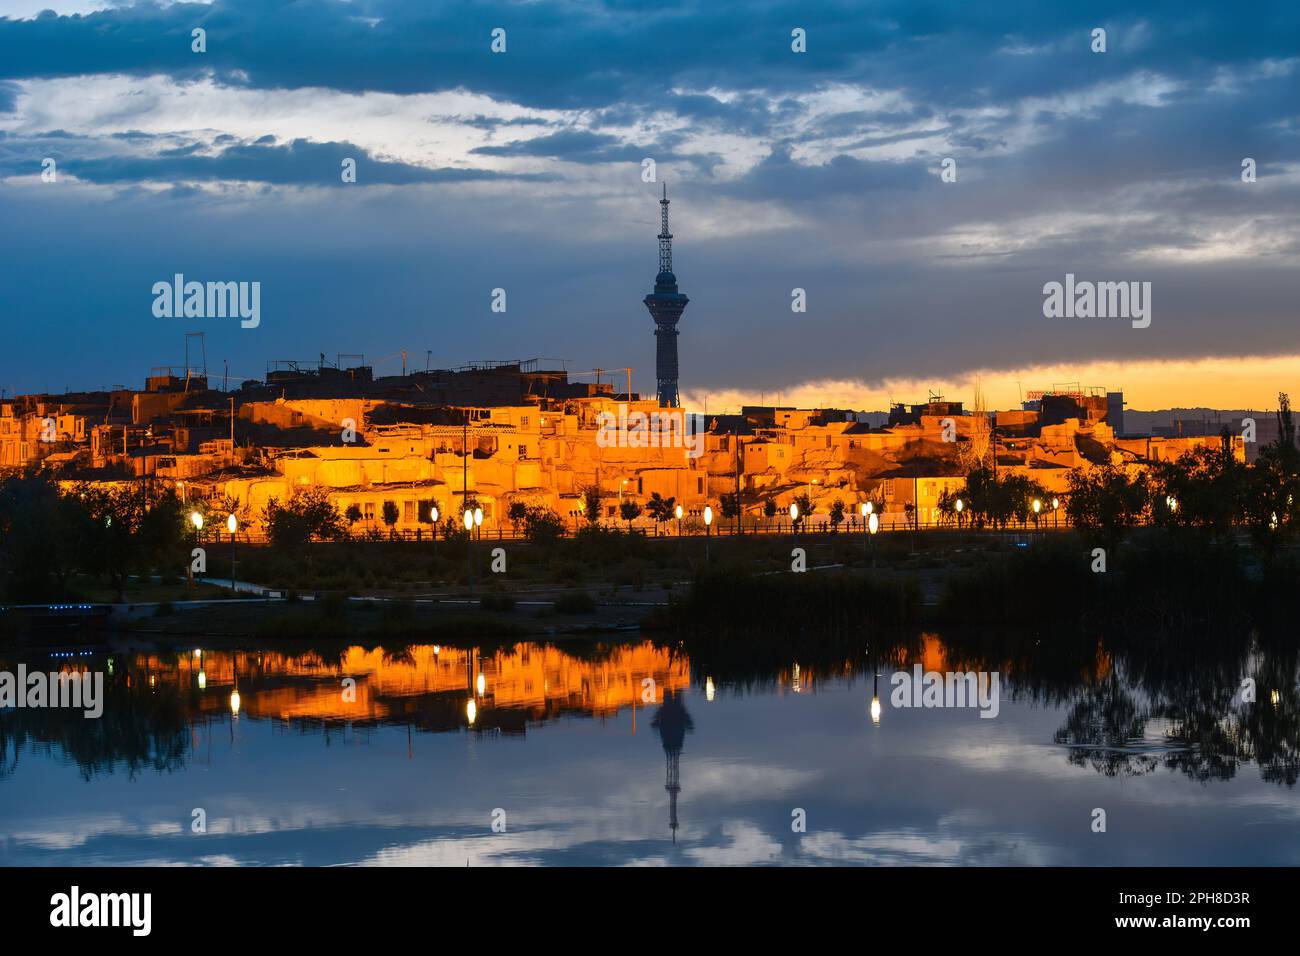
[0, 0, 1297, 412]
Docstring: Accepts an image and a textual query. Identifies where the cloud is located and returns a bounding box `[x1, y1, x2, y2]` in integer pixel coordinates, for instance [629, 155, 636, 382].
[0, 0, 1297, 401]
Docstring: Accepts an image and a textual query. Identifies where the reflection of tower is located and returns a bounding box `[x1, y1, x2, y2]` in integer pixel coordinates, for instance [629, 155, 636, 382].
[643, 184, 689, 408]
[652, 688, 695, 841]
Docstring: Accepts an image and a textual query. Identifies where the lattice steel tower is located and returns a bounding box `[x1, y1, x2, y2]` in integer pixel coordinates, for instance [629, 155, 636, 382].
[643, 184, 689, 407]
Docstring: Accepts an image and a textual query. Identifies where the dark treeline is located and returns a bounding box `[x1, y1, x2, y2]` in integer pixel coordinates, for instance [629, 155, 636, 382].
[0, 472, 189, 602]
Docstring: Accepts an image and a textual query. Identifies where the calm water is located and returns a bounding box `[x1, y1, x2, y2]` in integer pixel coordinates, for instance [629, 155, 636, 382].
[1, 632, 1297, 866]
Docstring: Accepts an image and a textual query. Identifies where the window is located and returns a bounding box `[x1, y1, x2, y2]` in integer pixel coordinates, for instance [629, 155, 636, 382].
[404, 501, 416, 522]
[521, 416, 530, 428]
[518, 444, 527, 459]
[697, 477, 704, 494]
[364, 502, 375, 519]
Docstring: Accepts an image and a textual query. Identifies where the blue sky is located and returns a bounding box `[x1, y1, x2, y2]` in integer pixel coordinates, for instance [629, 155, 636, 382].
[1, 1, 1298, 409]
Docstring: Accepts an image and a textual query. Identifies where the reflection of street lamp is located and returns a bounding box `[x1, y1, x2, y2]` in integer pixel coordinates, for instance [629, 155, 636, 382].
[226, 514, 237, 593]
[705, 677, 715, 702]
[229, 688, 241, 716]
[870, 670, 881, 726]
[476, 672, 486, 696]
[466, 698, 477, 725]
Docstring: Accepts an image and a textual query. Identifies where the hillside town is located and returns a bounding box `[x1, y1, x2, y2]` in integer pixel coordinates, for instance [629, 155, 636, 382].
[0, 355, 1236, 537]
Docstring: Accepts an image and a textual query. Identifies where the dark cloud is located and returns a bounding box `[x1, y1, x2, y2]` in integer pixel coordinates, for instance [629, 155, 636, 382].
[1, 1, 1299, 398]
[0, 134, 544, 185]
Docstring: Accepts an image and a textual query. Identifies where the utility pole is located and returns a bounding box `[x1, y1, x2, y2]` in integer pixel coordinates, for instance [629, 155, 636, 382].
[734, 434, 742, 536]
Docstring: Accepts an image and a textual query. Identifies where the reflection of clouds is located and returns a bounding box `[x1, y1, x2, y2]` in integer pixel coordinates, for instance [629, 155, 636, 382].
[683, 822, 783, 866]
[797, 829, 1057, 866]
[681, 759, 820, 800]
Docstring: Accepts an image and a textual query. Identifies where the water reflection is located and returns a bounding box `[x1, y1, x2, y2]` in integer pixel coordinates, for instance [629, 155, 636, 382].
[0, 628, 1297, 865]
[1, 642, 691, 779]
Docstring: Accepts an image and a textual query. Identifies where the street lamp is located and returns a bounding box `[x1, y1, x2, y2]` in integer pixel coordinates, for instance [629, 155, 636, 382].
[1032, 498, 1041, 530]
[955, 497, 964, 529]
[790, 501, 799, 534]
[860, 502, 870, 560]
[868, 511, 879, 567]
[187, 510, 204, 589]
[464, 508, 474, 595]
[226, 514, 237, 593]
[1051, 496, 1059, 529]
[675, 503, 683, 537]
[474, 505, 483, 541]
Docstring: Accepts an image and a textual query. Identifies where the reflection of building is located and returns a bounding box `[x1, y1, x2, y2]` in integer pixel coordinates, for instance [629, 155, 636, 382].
[137, 642, 690, 734]
[652, 689, 694, 841]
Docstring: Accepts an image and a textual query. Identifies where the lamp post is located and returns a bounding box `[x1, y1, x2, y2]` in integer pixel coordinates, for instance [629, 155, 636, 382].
[430, 504, 439, 558]
[1051, 496, 1059, 530]
[868, 511, 879, 568]
[226, 513, 237, 593]
[955, 497, 963, 530]
[703, 505, 713, 564]
[464, 508, 474, 596]
[860, 502, 870, 561]
[675, 503, 683, 536]
[474, 505, 483, 541]
[790, 501, 799, 536]
[188, 511, 203, 589]
[1032, 497, 1042, 531]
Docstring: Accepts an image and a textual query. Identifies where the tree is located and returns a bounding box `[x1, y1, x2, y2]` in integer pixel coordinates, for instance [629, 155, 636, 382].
[508, 501, 529, 535]
[792, 492, 814, 529]
[1065, 463, 1148, 551]
[646, 492, 676, 533]
[344, 503, 363, 527]
[523, 505, 565, 545]
[264, 487, 346, 551]
[581, 485, 602, 524]
[1148, 436, 1248, 537]
[381, 500, 400, 538]
[936, 487, 961, 527]
[829, 498, 845, 532]
[619, 499, 642, 531]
